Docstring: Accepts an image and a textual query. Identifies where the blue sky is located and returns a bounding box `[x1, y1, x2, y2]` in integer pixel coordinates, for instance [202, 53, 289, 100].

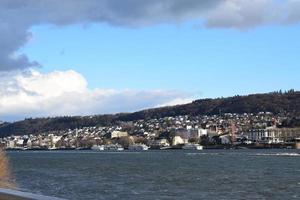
[22, 22, 300, 98]
[1, 0, 300, 120]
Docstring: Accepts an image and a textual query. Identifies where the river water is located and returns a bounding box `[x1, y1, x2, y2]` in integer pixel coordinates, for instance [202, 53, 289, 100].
[7, 149, 300, 200]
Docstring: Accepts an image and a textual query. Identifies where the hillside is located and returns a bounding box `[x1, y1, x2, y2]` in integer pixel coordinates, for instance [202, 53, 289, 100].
[0, 90, 300, 137]
[118, 90, 300, 121]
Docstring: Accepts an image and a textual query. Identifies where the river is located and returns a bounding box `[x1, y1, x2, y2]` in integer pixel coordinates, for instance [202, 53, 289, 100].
[7, 149, 300, 200]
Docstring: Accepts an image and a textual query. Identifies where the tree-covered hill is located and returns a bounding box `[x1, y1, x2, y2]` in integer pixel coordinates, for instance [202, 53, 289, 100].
[117, 90, 300, 121]
[1, 90, 300, 137]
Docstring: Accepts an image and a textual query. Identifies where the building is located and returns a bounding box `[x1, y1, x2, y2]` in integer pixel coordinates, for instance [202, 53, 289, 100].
[172, 136, 187, 146]
[111, 131, 128, 139]
[6, 140, 15, 149]
[150, 139, 170, 148]
[246, 127, 300, 144]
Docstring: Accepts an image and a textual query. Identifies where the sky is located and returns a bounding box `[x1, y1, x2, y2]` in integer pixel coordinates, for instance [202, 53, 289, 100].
[0, 0, 300, 121]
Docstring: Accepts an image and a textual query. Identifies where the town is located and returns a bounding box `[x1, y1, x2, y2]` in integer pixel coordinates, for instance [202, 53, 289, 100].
[1, 112, 300, 151]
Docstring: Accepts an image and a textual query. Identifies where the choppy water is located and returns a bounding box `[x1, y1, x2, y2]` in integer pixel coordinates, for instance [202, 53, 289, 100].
[7, 150, 300, 200]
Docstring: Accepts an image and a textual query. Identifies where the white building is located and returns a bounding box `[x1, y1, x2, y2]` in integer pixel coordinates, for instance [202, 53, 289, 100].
[172, 136, 187, 145]
[247, 127, 284, 144]
[6, 140, 15, 149]
[198, 129, 208, 136]
[15, 138, 24, 147]
[111, 131, 128, 139]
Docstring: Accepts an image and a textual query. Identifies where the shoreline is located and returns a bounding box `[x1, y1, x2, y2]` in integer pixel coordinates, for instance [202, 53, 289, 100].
[4, 145, 299, 152]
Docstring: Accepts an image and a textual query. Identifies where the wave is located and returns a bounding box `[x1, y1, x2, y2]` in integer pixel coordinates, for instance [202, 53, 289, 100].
[186, 153, 221, 156]
[253, 153, 300, 157]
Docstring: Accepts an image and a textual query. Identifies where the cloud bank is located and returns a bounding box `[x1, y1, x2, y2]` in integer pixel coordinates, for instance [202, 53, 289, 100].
[0, 70, 192, 121]
[1, 0, 300, 71]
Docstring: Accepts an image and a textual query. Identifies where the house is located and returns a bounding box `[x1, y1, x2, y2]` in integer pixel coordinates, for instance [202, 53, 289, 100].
[6, 140, 15, 149]
[246, 127, 284, 144]
[111, 131, 128, 139]
[172, 136, 187, 146]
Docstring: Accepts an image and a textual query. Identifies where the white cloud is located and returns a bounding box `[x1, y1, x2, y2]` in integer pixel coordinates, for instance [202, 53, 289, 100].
[156, 98, 193, 108]
[0, 70, 192, 121]
[1, 0, 300, 71]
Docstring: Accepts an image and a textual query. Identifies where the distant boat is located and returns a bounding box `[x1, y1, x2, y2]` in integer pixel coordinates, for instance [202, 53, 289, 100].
[160, 146, 172, 150]
[104, 144, 124, 151]
[91, 145, 105, 151]
[128, 144, 149, 151]
[182, 143, 203, 150]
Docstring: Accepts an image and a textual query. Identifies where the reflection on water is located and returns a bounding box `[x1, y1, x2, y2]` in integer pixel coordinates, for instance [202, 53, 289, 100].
[0, 150, 15, 189]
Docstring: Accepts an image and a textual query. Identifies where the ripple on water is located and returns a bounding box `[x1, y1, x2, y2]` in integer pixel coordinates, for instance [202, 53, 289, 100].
[186, 152, 221, 156]
[252, 153, 300, 157]
[7, 150, 300, 200]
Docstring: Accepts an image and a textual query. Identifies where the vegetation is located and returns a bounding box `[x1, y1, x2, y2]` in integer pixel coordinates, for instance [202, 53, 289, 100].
[119, 90, 300, 121]
[0, 115, 119, 137]
[0, 90, 300, 137]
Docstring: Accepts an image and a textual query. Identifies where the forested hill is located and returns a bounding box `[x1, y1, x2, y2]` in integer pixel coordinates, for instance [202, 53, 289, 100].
[0, 90, 300, 137]
[118, 90, 300, 121]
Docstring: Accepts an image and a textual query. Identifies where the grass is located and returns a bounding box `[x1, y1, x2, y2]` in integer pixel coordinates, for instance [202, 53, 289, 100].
[0, 149, 15, 189]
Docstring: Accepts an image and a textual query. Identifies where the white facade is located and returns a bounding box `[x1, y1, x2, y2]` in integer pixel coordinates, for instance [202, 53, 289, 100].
[247, 128, 284, 144]
[172, 136, 187, 145]
[15, 139, 24, 146]
[6, 140, 15, 148]
[111, 131, 128, 139]
[198, 129, 208, 136]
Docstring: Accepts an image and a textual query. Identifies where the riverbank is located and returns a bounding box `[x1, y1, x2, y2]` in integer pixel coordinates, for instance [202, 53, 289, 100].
[4, 144, 299, 151]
